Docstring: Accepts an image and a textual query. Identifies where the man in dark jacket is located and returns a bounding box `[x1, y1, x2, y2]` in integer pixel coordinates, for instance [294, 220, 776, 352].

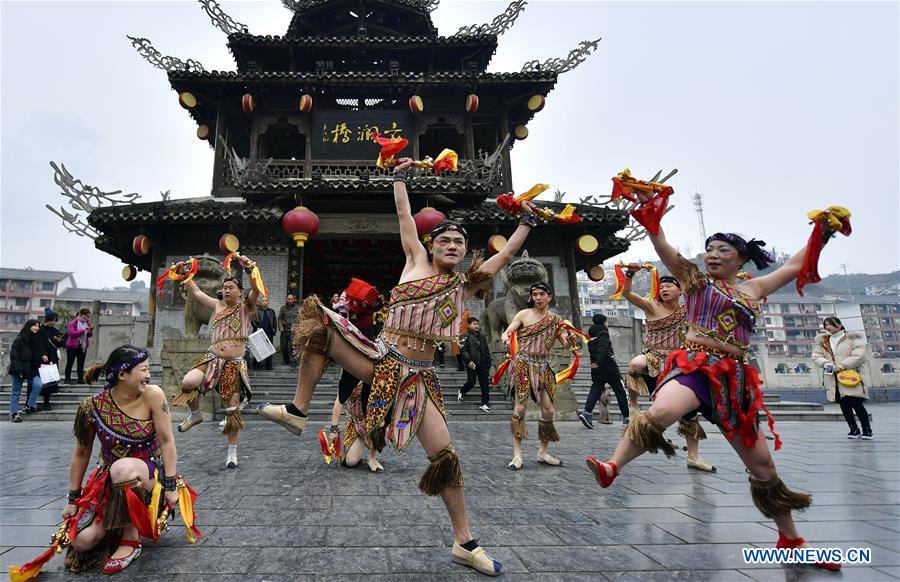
[579, 314, 630, 429]
[278, 294, 299, 367]
[457, 318, 493, 412]
[37, 308, 64, 410]
[253, 296, 277, 370]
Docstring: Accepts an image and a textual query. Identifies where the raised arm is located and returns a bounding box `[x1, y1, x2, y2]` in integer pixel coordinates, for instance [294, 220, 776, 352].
[647, 224, 692, 283]
[183, 277, 219, 311]
[392, 158, 428, 268]
[739, 245, 807, 300]
[63, 408, 95, 518]
[479, 222, 533, 277]
[621, 266, 655, 314]
[236, 255, 262, 308]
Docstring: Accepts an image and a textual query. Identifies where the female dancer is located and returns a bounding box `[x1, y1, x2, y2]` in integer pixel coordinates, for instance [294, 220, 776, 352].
[812, 316, 872, 439]
[260, 158, 543, 575]
[499, 283, 577, 470]
[587, 207, 849, 569]
[619, 266, 714, 472]
[174, 254, 263, 469]
[10, 346, 194, 578]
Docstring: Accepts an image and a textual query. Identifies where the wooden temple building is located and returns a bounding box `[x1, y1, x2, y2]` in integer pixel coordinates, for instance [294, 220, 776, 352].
[86, 0, 630, 346]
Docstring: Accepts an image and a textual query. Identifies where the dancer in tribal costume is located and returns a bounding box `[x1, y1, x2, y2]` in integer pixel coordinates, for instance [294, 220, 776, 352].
[173, 254, 264, 469]
[497, 283, 581, 470]
[586, 192, 851, 570]
[259, 157, 545, 576]
[618, 266, 715, 472]
[9, 346, 200, 580]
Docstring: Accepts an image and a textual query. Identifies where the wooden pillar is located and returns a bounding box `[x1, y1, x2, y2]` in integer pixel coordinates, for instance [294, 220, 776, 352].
[146, 242, 165, 348]
[210, 107, 227, 196]
[563, 237, 583, 330]
[464, 113, 475, 159]
[499, 101, 513, 192]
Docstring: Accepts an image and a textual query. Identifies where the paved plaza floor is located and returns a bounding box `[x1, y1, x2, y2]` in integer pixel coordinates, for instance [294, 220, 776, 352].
[1, 404, 898, 581]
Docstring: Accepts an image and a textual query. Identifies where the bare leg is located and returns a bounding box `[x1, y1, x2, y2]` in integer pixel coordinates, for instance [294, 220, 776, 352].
[536, 390, 557, 459]
[343, 437, 366, 466]
[510, 401, 526, 468]
[609, 380, 700, 469]
[686, 434, 700, 458]
[627, 355, 648, 412]
[293, 333, 374, 413]
[727, 430, 801, 539]
[416, 401, 472, 545]
[226, 391, 240, 446]
[180, 368, 206, 413]
[330, 394, 343, 426]
[107, 458, 153, 559]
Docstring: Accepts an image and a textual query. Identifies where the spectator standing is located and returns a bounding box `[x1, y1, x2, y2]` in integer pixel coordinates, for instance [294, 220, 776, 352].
[580, 314, 630, 428]
[252, 296, 277, 370]
[64, 308, 93, 384]
[457, 318, 493, 412]
[812, 316, 872, 440]
[38, 308, 64, 410]
[278, 294, 299, 367]
[8, 319, 46, 421]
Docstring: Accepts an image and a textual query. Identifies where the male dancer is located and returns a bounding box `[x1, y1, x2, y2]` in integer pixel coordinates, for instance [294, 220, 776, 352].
[498, 283, 578, 470]
[618, 265, 715, 472]
[173, 254, 263, 469]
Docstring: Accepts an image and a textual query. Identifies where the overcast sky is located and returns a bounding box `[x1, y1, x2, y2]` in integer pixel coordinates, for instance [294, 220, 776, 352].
[1, 0, 897, 290]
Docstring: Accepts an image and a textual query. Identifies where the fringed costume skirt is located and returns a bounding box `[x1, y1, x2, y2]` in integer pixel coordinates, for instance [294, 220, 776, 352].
[507, 353, 557, 404]
[657, 348, 781, 450]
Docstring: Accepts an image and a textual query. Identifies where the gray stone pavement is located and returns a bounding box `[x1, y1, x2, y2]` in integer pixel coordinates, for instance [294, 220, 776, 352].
[0, 404, 898, 581]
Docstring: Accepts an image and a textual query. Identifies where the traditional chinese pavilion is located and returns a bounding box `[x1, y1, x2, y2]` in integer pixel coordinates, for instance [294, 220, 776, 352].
[86, 0, 630, 346]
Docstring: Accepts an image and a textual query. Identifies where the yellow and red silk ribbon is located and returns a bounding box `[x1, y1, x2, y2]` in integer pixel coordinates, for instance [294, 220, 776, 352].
[797, 206, 852, 296]
[372, 132, 458, 175]
[156, 258, 198, 297]
[490, 331, 519, 386]
[496, 183, 583, 225]
[611, 169, 674, 235]
[317, 427, 342, 464]
[610, 263, 660, 301]
[224, 253, 269, 298]
[554, 320, 590, 385]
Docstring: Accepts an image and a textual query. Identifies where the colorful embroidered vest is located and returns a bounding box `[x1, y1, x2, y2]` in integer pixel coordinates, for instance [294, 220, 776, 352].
[88, 389, 161, 467]
[211, 302, 252, 349]
[382, 273, 466, 350]
[645, 305, 686, 352]
[517, 313, 561, 357]
[685, 277, 760, 349]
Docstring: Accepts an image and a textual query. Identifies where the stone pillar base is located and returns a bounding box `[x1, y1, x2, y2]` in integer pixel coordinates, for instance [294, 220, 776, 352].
[161, 338, 216, 420]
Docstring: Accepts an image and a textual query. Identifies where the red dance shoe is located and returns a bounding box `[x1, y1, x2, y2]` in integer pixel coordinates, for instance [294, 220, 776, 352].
[102, 539, 142, 574]
[585, 457, 618, 488]
[776, 532, 841, 571]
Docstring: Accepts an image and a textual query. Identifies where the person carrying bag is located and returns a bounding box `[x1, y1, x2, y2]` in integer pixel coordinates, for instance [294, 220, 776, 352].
[812, 316, 872, 440]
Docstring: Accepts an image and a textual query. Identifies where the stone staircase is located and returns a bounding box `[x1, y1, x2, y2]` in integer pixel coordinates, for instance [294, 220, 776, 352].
[0, 362, 843, 422]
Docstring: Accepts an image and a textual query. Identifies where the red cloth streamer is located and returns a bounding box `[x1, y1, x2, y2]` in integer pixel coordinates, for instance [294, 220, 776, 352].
[611, 177, 637, 203]
[629, 188, 672, 235]
[8, 545, 58, 581]
[124, 483, 155, 539]
[317, 428, 332, 464]
[491, 331, 519, 386]
[373, 131, 409, 168]
[796, 219, 851, 296]
[609, 264, 627, 300]
[496, 193, 522, 214]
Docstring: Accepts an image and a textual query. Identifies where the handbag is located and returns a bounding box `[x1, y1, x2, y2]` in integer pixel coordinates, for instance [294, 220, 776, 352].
[39, 363, 60, 384]
[836, 370, 861, 387]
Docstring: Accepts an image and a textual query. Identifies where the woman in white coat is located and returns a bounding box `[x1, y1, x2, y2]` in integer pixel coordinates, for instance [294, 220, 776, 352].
[812, 317, 872, 439]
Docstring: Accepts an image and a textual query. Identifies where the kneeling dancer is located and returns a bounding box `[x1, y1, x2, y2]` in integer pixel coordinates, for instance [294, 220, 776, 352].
[173, 254, 264, 469]
[259, 158, 546, 576]
[586, 186, 851, 570]
[10, 346, 200, 579]
[496, 282, 583, 470]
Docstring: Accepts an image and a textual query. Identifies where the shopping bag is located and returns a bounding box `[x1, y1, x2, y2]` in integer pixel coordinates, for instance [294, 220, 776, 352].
[39, 363, 60, 384]
[248, 329, 276, 362]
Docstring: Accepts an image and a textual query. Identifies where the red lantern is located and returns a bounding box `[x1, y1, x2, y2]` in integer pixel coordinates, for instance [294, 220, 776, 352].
[299, 94, 313, 112]
[219, 233, 240, 254]
[527, 95, 546, 112]
[242, 93, 255, 113]
[413, 207, 447, 241]
[487, 234, 507, 254]
[282, 206, 320, 248]
[576, 234, 599, 255]
[465, 94, 480, 113]
[132, 235, 151, 256]
[409, 95, 424, 113]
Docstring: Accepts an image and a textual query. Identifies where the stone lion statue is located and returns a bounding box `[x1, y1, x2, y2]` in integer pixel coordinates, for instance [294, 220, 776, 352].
[482, 253, 549, 351]
[183, 254, 226, 338]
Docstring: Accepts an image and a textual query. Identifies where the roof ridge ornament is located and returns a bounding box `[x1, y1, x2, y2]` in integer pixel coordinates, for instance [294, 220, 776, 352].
[521, 37, 601, 74]
[397, 0, 440, 12]
[199, 0, 249, 35]
[46, 162, 143, 241]
[126, 36, 207, 73]
[453, 0, 526, 37]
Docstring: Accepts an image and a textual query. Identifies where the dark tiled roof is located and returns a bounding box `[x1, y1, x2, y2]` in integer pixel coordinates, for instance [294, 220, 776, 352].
[238, 177, 495, 195]
[450, 201, 629, 227]
[88, 197, 283, 226]
[227, 33, 497, 46]
[168, 70, 557, 85]
[0, 268, 73, 281]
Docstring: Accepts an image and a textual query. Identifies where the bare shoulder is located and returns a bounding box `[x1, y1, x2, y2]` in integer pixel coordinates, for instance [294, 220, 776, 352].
[143, 384, 166, 403]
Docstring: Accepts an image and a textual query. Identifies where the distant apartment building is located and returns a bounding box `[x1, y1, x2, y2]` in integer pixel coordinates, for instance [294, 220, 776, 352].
[0, 268, 76, 341]
[576, 272, 635, 320]
[55, 288, 145, 317]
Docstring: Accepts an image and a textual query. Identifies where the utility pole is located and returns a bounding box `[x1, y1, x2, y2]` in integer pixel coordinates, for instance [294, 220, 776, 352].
[692, 192, 707, 252]
[840, 263, 852, 296]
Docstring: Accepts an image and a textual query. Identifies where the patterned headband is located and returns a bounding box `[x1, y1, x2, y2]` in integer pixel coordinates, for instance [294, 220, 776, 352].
[106, 351, 149, 383]
[530, 282, 552, 294]
[430, 221, 469, 241]
[658, 275, 681, 287]
[705, 233, 776, 271]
